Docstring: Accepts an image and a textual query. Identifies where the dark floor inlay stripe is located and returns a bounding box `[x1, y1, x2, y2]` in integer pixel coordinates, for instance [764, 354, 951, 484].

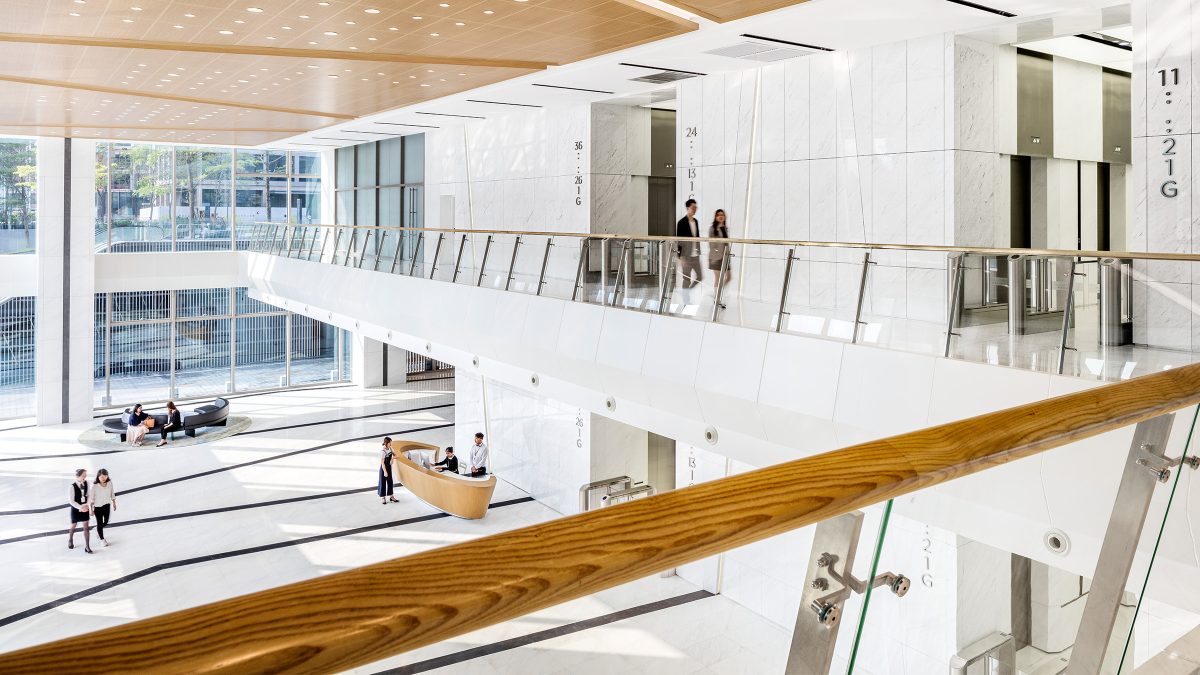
[240, 402, 452, 435]
[0, 401, 452, 463]
[0, 497, 534, 628]
[0, 487, 377, 546]
[374, 590, 716, 674]
[0, 421, 455, 516]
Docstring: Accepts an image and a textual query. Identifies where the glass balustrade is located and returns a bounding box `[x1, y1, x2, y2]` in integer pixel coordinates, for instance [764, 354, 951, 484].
[247, 224, 1200, 384]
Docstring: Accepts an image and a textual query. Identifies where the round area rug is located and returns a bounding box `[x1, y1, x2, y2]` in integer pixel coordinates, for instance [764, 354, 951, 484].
[77, 416, 253, 452]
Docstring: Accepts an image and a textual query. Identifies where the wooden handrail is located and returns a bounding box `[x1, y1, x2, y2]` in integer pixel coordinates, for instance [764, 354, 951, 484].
[256, 222, 1200, 262]
[6, 364, 1200, 673]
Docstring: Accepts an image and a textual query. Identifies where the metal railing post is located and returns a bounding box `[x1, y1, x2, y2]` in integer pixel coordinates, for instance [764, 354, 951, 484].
[658, 244, 678, 314]
[330, 227, 342, 265]
[536, 238, 553, 296]
[1065, 413, 1177, 675]
[389, 231, 403, 274]
[345, 229, 358, 267]
[1099, 258, 1126, 346]
[609, 239, 630, 307]
[599, 238, 609, 305]
[451, 234, 468, 283]
[1056, 258, 1078, 375]
[711, 243, 731, 321]
[943, 253, 965, 358]
[408, 232, 424, 277]
[775, 248, 795, 332]
[851, 251, 872, 344]
[505, 235, 522, 291]
[428, 233, 444, 280]
[1007, 254, 1026, 336]
[306, 226, 320, 261]
[477, 234, 493, 287]
[572, 238, 590, 302]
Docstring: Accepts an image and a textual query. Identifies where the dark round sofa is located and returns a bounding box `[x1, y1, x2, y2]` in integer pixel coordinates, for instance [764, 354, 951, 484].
[101, 398, 230, 442]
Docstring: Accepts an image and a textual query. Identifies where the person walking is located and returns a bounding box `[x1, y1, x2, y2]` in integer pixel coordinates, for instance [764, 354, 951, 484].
[675, 199, 704, 291]
[157, 402, 182, 447]
[90, 469, 116, 547]
[67, 469, 93, 554]
[378, 437, 399, 504]
[708, 209, 733, 296]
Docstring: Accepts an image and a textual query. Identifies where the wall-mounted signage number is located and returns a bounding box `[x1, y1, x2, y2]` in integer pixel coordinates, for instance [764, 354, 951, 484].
[1157, 68, 1181, 198]
[574, 140, 584, 206]
[575, 408, 585, 448]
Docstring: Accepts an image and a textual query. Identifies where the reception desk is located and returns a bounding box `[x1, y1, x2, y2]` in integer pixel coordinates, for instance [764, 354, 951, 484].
[392, 440, 497, 519]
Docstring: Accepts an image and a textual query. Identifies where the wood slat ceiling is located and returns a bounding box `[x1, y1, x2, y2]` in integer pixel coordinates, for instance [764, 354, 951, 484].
[655, 0, 809, 23]
[0, 0, 696, 144]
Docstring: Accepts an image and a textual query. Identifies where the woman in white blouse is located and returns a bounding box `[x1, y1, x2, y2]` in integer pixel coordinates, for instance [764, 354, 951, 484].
[89, 469, 116, 547]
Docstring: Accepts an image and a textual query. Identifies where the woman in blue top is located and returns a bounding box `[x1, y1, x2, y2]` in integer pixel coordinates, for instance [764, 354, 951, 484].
[126, 404, 149, 447]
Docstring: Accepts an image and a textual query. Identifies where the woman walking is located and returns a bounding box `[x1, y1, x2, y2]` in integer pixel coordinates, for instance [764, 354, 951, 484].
[68, 468, 93, 553]
[157, 402, 182, 447]
[708, 209, 733, 294]
[378, 437, 399, 504]
[90, 469, 116, 547]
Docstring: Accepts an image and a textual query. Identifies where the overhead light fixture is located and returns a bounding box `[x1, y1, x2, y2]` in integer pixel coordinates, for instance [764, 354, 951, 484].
[456, 22, 464, 25]
[69, 11, 80, 16]
[299, 14, 310, 18]
[266, 35, 276, 39]
[173, 24, 183, 28]
[484, 10, 494, 14]
[234, 19, 245, 24]
[219, 29, 233, 34]
[281, 25, 292, 29]
[131, 6, 143, 10]
[345, 20, 356, 24]
[368, 36, 377, 40]
[429, 32, 439, 36]
[184, 13, 195, 17]
[122, 18, 134, 23]
[324, 31, 338, 35]
[388, 26, 398, 30]
[247, 7, 263, 12]
[365, 7, 380, 13]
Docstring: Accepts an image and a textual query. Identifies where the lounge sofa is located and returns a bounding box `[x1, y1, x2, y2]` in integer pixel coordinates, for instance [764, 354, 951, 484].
[102, 398, 230, 442]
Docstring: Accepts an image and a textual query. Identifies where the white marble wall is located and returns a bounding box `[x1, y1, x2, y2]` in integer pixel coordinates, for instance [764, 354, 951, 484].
[675, 35, 1007, 325]
[424, 104, 593, 235]
[1130, 0, 1200, 350]
[35, 137, 95, 425]
[590, 103, 651, 236]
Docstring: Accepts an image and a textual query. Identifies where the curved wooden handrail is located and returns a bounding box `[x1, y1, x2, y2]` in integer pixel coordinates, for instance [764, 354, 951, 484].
[256, 222, 1200, 262]
[6, 364, 1200, 674]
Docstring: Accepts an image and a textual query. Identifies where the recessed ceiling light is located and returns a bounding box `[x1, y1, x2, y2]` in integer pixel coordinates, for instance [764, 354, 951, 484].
[309, 39, 317, 43]
[458, 72, 466, 75]
[247, 6, 263, 12]
[343, 68, 351, 72]
[307, 64, 318, 68]
[376, 72, 385, 75]
[69, 11, 80, 15]
[367, 36, 377, 40]
[74, 0, 85, 4]
[391, 80, 398, 84]
[184, 13, 195, 17]
[455, 21, 464, 25]
[484, 10, 494, 14]
[429, 32, 439, 36]
[388, 26, 398, 30]
[219, 30, 233, 34]
[131, 6, 143, 10]
[318, 1, 330, 5]
[365, 8, 380, 13]
[323, 31, 337, 35]
[234, 19, 245, 24]
[345, 20, 355, 24]
[266, 35, 276, 39]
[439, 2, 449, 6]
[420, 83, 430, 87]
[412, 15, 422, 20]
[426, 69, 434, 73]
[281, 25, 292, 29]
[408, 75, 416, 78]
[327, 74, 338, 78]
[173, 24, 183, 28]
[122, 18, 134, 23]
[237, 79, 249, 83]
[349, 46, 359, 49]
[360, 77, 368, 81]
[299, 14, 310, 18]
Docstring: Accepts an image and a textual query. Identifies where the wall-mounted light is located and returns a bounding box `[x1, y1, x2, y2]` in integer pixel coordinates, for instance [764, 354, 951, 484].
[1031, 136, 1041, 144]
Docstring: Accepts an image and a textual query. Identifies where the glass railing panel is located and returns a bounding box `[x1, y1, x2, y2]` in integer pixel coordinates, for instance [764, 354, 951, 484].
[505, 234, 553, 295]
[854, 247, 948, 357]
[706, 242, 790, 331]
[774, 244, 868, 341]
[477, 234, 518, 291]
[611, 239, 668, 313]
[541, 236, 586, 301]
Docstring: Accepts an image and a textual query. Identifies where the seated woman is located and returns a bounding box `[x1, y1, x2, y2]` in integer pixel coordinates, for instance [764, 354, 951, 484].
[157, 401, 182, 447]
[431, 447, 459, 474]
[126, 404, 149, 447]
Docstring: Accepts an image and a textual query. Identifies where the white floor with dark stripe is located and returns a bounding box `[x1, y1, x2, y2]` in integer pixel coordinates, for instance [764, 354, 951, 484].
[0, 382, 786, 674]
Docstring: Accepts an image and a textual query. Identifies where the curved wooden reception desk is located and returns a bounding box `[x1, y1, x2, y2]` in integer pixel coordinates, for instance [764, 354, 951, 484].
[392, 440, 497, 519]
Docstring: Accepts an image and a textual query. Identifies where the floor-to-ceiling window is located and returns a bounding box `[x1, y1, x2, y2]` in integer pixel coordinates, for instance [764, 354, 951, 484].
[94, 144, 319, 253]
[334, 134, 423, 267]
[0, 137, 37, 255]
[0, 296, 35, 419]
[93, 287, 349, 408]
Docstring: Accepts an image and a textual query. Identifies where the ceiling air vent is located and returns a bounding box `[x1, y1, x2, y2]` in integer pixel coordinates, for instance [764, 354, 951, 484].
[620, 63, 705, 85]
[705, 34, 832, 64]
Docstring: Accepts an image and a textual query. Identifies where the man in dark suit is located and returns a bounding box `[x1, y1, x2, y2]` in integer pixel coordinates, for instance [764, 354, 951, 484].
[676, 198, 703, 289]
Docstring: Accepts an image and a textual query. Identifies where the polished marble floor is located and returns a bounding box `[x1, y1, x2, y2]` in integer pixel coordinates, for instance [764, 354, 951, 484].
[0, 382, 787, 674]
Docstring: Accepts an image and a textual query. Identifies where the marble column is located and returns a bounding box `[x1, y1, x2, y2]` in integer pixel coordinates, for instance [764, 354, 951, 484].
[1131, 0, 1199, 349]
[35, 137, 95, 425]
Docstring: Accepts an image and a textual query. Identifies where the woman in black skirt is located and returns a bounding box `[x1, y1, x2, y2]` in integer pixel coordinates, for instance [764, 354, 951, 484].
[68, 468, 93, 554]
[378, 437, 399, 504]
